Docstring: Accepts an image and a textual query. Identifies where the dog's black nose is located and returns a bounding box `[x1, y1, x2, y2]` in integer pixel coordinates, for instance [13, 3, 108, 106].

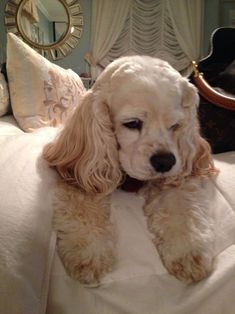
[150, 152, 176, 173]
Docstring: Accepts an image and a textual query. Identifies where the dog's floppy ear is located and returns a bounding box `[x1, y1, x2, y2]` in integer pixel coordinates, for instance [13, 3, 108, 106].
[43, 90, 122, 195]
[192, 136, 218, 176]
[180, 79, 218, 176]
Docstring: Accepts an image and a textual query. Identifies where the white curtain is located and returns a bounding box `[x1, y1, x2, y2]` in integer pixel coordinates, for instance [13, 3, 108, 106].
[89, 0, 203, 77]
[21, 0, 39, 40]
[89, 0, 131, 78]
[167, 0, 203, 67]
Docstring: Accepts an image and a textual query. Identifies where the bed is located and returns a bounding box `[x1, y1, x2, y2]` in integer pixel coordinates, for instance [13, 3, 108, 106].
[1, 114, 235, 314]
[1, 32, 235, 314]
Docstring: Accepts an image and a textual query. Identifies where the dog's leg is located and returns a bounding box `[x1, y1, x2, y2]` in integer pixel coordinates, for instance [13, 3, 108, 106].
[143, 179, 215, 283]
[53, 183, 116, 285]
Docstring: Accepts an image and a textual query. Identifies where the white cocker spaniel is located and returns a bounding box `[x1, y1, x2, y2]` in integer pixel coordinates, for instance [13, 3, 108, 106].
[43, 56, 218, 285]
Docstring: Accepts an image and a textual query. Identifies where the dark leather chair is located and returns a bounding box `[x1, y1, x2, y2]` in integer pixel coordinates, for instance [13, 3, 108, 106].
[191, 27, 235, 154]
[199, 27, 235, 80]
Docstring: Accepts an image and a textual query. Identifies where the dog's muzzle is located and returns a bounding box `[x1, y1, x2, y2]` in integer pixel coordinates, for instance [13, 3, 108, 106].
[150, 152, 176, 173]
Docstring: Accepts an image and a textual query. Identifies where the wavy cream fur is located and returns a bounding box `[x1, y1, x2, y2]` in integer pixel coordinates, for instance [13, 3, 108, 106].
[43, 90, 122, 195]
[43, 56, 218, 284]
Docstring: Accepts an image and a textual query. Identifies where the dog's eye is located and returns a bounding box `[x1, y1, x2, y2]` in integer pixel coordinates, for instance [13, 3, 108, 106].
[122, 119, 143, 130]
[169, 123, 181, 132]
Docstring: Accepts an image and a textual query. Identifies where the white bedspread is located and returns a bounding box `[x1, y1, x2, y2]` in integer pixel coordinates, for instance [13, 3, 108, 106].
[0, 116, 58, 314]
[47, 154, 235, 313]
[0, 116, 235, 314]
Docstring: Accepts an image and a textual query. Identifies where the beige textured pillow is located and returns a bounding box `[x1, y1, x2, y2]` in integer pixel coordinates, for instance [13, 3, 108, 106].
[7, 33, 86, 131]
[0, 72, 10, 117]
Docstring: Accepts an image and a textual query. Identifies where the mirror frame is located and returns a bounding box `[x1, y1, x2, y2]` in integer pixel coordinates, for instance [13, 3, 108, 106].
[5, 0, 84, 60]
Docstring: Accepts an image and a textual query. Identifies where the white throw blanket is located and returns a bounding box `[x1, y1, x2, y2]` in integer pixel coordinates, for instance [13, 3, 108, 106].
[47, 153, 235, 314]
[0, 116, 58, 314]
[1, 116, 235, 314]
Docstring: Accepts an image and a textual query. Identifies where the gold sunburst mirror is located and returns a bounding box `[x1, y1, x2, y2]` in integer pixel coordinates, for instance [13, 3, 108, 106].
[5, 0, 83, 60]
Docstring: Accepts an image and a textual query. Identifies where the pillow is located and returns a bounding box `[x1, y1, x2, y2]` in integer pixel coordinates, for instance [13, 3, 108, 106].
[0, 71, 10, 117]
[7, 33, 86, 132]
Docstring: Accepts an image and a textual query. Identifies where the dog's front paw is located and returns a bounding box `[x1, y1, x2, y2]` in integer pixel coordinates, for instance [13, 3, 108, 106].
[57, 226, 117, 285]
[158, 245, 213, 283]
[62, 245, 115, 286]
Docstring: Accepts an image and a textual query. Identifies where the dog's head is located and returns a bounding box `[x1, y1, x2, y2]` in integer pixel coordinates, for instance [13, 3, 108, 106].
[43, 56, 216, 195]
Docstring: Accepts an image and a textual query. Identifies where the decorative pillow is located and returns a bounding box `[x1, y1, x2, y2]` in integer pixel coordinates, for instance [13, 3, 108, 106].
[0, 71, 10, 117]
[7, 33, 86, 132]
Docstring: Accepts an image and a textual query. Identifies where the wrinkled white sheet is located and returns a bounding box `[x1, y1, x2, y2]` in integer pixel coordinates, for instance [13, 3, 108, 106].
[1, 116, 235, 314]
[0, 115, 58, 314]
[47, 155, 235, 313]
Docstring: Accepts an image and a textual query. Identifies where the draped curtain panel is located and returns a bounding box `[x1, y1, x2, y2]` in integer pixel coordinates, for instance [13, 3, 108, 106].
[90, 0, 203, 78]
[89, 0, 131, 78]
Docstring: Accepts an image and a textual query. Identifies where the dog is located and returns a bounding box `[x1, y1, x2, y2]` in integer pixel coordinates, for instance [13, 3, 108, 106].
[43, 55, 218, 285]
